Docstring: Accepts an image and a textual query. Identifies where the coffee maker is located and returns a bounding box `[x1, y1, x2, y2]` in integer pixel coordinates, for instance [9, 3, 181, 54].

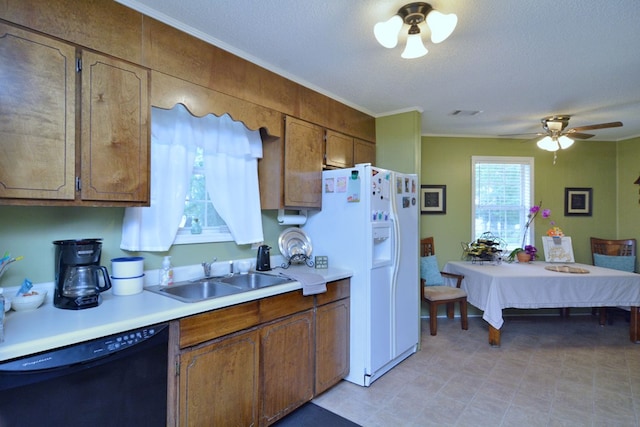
[53, 238, 112, 310]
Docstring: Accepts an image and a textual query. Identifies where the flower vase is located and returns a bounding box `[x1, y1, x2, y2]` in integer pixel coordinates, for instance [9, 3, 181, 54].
[516, 251, 532, 263]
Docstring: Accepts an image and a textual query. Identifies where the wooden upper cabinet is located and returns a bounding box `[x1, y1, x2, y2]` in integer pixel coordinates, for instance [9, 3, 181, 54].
[0, 21, 150, 205]
[354, 138, 376, 166]
[325, 130, 354, 169]
[283, 116, 323, 208]
[0, 22, 76, 200]
[80, 50, 149, 203]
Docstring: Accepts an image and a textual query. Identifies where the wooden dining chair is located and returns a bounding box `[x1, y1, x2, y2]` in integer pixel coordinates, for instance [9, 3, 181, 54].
[590, 237, 637, 324]
[420, 237, 468, 335]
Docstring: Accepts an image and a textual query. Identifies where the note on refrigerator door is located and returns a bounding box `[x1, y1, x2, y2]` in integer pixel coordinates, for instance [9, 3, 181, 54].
[347, 170, 360, 202]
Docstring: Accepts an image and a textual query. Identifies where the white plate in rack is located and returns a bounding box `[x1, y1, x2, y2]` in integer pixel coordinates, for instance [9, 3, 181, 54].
[278, 228, 312, 260]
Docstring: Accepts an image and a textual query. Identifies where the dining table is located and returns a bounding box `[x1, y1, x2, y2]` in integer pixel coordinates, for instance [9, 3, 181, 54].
[443, 260, 640, 346]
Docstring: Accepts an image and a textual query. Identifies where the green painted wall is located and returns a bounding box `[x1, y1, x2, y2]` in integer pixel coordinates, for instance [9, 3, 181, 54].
[0, 207, 284, 286]
[617, 136, 640, 239]
[421, 136, 628, 267]
[375, 111, 421, 174]
[1, 128, 636, 292]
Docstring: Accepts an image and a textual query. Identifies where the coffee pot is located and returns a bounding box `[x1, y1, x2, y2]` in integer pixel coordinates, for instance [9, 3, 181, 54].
[256, 245, 271, 271]
[53, 239, 111, 310]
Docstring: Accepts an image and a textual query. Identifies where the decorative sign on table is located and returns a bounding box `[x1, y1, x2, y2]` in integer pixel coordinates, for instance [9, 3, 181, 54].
[542, 236, 575, 263]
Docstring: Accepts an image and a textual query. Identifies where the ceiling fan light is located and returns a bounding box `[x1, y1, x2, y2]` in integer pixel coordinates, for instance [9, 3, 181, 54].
[401, 33, 428, 59]
[374, 15, 403, 48]
[558, 135, 574, 149]
[426, 10, 458, 43]
[537, 136, 559, 152]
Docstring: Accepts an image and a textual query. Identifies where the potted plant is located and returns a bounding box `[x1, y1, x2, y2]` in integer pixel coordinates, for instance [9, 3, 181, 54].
[507, 202, 553, 263]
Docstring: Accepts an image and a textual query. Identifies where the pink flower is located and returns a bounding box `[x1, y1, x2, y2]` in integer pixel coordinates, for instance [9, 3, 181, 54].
[542, 209, 551, 218]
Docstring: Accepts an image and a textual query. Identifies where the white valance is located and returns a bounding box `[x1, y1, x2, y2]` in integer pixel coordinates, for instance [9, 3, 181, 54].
[120, 104, 264, 251]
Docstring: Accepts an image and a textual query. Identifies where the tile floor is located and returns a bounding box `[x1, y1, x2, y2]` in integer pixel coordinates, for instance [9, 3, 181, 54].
[312, 315, 640, 426]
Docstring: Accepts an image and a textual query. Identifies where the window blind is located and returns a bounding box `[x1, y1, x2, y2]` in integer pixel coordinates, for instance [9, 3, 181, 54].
[472, 156, 534, 250]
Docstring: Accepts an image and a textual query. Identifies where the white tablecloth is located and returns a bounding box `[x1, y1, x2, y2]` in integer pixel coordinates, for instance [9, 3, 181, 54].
[443, 261, 640, 329]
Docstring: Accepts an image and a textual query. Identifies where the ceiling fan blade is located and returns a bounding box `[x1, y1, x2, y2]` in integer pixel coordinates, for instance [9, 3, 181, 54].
[566, 121, 623, 132]
[566, 132, 594, 140]
[499, 132, 544, 138]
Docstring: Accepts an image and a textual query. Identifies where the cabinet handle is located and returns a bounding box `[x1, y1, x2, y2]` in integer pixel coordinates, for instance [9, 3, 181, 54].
[75, 177, 81, 191]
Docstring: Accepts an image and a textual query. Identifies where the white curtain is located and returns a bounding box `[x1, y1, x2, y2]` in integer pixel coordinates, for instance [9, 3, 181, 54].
[120, 104, 264, 251]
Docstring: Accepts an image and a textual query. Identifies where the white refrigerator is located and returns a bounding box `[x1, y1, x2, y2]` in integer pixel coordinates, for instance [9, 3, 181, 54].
[303, 164, 419, 386]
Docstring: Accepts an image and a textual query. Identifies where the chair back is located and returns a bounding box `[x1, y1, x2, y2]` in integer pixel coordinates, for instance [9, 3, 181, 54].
[590, 237, 636, 263]
[421, 237, 435, 257]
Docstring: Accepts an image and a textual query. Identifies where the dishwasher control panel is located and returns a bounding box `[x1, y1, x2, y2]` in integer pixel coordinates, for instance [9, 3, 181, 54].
[0, 323, 168, 372]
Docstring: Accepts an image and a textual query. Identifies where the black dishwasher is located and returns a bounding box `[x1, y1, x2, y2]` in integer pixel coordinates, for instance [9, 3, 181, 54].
[0, 323, 168, 427]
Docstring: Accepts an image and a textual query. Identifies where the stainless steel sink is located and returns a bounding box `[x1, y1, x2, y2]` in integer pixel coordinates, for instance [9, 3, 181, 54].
[218, 272, 294, 289]
[146, 272, 294, 303]
[150, 280, 241, 303]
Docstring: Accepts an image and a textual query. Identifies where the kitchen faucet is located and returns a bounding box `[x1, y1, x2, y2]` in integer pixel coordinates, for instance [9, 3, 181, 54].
[201, 258, 217, 277]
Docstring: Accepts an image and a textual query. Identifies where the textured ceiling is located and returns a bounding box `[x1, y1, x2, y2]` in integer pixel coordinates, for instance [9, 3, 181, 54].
[117, 0, 640, 141]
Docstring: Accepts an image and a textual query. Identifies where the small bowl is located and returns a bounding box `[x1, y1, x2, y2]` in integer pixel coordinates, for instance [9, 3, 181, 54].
[111, 275, 144, 296]
[111, 257, 145, 278]
[11, 290, 47, 311]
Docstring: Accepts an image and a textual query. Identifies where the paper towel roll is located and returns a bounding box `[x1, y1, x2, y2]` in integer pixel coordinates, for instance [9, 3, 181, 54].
[277, 209, 307, 225]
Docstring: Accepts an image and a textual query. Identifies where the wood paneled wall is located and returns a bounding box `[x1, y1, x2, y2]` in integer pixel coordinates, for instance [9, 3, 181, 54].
[0, 0, 375, 141]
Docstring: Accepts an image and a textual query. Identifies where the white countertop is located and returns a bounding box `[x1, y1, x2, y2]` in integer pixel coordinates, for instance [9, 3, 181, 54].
[0, 264, 352, 361]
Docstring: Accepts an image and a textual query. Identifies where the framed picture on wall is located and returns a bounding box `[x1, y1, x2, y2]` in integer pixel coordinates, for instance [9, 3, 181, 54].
[564, 187, 592, 216]
[420, 185, 446, 214]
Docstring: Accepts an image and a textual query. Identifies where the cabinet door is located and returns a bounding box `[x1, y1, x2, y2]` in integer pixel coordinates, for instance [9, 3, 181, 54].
[80, 50, 149, 203]
[0, 22, 76, 200]
[261, 310, 314, 425]
[315, 298, 350, 395]
[325, 130, 353, 169]
[283, 116, 323, 208]
[179, 329, 259, 427]
[353, 138, 376, 166]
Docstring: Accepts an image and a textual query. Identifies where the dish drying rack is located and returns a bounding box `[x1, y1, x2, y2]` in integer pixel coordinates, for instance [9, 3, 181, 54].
[280, 254, 314, 269]
[0, 254, 23, 281]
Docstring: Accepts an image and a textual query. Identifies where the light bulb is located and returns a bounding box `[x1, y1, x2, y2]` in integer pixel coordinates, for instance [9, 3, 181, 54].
[401, 34, 428, 59]
[536, 136, 559, 151]
[558, 135, 574, 149]
[426, 10, 458, 43]
[374, 15, 403, 48]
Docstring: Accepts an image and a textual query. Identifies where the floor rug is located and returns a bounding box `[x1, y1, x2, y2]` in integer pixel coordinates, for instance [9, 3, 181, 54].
[272, 402, 361, 427]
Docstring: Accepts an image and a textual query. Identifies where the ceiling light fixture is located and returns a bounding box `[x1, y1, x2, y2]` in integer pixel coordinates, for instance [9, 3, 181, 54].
[374, 2, 457, 59]
[536, 135, 574, 152]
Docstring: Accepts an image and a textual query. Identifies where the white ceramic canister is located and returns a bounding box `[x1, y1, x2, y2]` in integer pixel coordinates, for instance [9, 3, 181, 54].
[111, 257, 145, 278]
[111, 275, 144, 296]
[237, 260, 252, 274]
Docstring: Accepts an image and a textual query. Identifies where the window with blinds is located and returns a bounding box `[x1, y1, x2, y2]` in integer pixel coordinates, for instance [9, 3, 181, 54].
[471, 156, 534, 251]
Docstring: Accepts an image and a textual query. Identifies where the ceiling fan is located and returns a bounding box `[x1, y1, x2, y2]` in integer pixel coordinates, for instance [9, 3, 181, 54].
[503, 115, 623, 152]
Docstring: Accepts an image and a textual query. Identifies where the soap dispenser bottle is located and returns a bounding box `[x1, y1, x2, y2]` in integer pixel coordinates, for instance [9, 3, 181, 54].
[160, 256, 174, 286]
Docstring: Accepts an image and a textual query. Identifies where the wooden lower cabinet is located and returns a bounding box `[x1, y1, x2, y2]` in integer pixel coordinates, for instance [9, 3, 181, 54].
[315, 298, 350, 395]
[178, 329, 260, 426]
[260, 311, 314, 425]
[172, 278, 350, 426]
